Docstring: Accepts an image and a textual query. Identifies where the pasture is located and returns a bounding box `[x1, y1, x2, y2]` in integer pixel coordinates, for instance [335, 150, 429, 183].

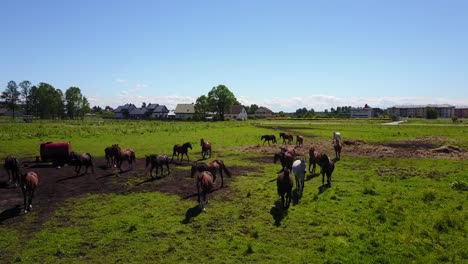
[0, 119, 467, 263]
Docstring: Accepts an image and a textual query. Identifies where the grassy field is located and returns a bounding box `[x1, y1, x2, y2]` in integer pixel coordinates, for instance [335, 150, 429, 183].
[0, 119, 467, 263]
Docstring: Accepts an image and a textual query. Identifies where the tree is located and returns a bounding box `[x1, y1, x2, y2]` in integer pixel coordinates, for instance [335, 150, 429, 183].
[247, 104, 259, 115]
[33, 83, 65, 119]
[81, 96, 90, 118]
[194, 95, 210, 120]
[207, 85, 237, 121]
[1, 81, 21, 118]
[426, 107, 438, 119]
[19, 80, 32, 114]
[65, 87, 85, 119]
[141, 102, 146, 108]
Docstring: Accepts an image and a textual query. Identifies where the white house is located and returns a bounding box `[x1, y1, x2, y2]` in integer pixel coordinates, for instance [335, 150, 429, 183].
[350, 104, 373, 118]
[255, 106, 273, 118]
[225, 105, 248, 120]
[174, 104, 195, 120]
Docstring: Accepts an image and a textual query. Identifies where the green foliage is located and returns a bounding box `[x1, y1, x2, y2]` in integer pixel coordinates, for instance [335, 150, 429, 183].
[450, 180, 468, 191]
[1, 80, 21, 118]
[207, 85, 237, 121]
[426, 107, 438, 119]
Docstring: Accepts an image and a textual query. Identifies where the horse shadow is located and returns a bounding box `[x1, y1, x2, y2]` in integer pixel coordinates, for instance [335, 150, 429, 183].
[134, 176, 161, 187]
[0, 205, 22, 224]
[56, 173, 87, 183]
[181, 205, 204, 224]
[292, 189, 302, 206]
[305, 173, 319, 181]
[270, 200, 289, 226]
[318, 183, 331, 194]
[0, 181, 10, 189]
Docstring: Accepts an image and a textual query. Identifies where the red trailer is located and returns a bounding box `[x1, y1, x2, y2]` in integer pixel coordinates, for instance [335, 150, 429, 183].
[39, 142, 72, 166]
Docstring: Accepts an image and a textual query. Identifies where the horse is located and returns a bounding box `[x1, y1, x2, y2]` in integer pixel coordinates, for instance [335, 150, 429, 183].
[274, 148, 294, 171]
[261, 135, 277, 145]
[200, 138, 212, 159]
[318, 154, 335, 186]
[116, 147, 136, 171]
[277, 169, 293, 208]
[308, 147, 323, 175]
[4, 155, 20, 186]
[292, 159, 306, 197]
[191, 159, 232, 188]
[333, 131, 341, 142]
[333, 139, 342, 160]
[296, 135, 304, 146]
[279, 132, 293, 144]
[197, 171, 214, 208]
[145, 154, 170, 178]
[70, 152, 95, 175]
[20, 171, 38, 213]
[104, 144, 119, 168]
[171, 142, 192, 163]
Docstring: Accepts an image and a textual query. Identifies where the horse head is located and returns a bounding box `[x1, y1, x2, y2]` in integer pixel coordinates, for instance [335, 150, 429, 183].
[185, 142, 192, 150]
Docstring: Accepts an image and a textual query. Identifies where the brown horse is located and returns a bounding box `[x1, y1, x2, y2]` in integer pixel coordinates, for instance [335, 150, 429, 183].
[70, 152, 95, 175]
[116, 147, 136, 171]
[197, 171, 214, 208]
[261, 135, 277, 145]
[171, 142, 192, 163]
[191, 159, 232, 188]
[200, 138, 212, 159]
[308, 147, 323, 175]
[333, 139, 342, 160]
[296, 135, 304, 146]
[279, 132, 293, 144]
[20, 171, 39, 213]
[104, 144, 119, 168]
[274, 149, 294, 172]
[277, 169, 293, 208]
[319, 154, 335, 186]
[145, 154, 170, 178]
[4, 155, 20, 186]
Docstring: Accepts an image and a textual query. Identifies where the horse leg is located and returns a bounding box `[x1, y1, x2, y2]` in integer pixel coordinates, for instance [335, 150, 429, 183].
[322, 171, 325, 185]
[166, 162, 170, 175]
[197, 180, 202, 204]
[22, 188, 27, 213]
[28, 189, 35, 211]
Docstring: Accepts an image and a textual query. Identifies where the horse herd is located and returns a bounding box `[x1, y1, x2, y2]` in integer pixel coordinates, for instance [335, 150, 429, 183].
[3, 132, 342, 214]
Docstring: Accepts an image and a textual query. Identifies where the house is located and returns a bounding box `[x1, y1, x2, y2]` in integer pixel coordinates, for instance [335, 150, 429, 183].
[350, 104, 373, 118]
[387, 104, 455, 118]
[255, 106, 273, 118]
[114, 104, 136, 119]
[0, 107, 24, 117]
[454, 106, 468, 118]
[225, 105, 248, 120]
[174, 104, 195, 120]
[128, 107, 147, 119]
[152, 105, 169, 118]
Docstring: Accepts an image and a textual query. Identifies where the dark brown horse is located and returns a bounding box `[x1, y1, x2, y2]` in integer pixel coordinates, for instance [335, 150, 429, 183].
[70, 152, 95, 175]
[115, 147, 136, 171]
[279, 132, 293, 144]
[145, 154, 170, 178]
[197, 171, 214, 208]
[191, 159, 232, 188]
[274, 149, 294, 172]
[308, 147, 323, 175]
[261, 135, 277, 145]
[200, 138, 212, 159]
[333, 139, 342, 160]
[171, 142, 192, 163]
[296, 135, 304, 146]
[104, 144, 119, 168]
[277, 169, 293, 208]
[20, 171, 38, 213]
[319, 154, 335, 186]
[4, 155, 20, 186]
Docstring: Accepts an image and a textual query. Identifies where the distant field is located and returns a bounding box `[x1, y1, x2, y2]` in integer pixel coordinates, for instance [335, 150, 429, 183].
[0, 119, 467, 263]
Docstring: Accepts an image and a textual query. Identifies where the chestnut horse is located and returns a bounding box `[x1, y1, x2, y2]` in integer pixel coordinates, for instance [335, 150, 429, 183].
[274, 149, 294, 172]
[277, 169, 293, 208]
[191, 159, 231, 188]
[171, 142, 192, 163]
[308, 147, 323, 175]
[145, 154, 170, 178]
[115, 146, 136, 171]
[20, 171, 39, 213]
[104, 144, 119, 168]
[333, 139, 342, 160]
[319, 154, 335, 186]
[200, 138, 212, 159]
[279, 132, 293, 144]
[296, 135, 304, 146]
[197, 171, 214, 208]
[4, 155, 20, 186]
[70, 152, 95, 175]
[261, 135, 277, 145]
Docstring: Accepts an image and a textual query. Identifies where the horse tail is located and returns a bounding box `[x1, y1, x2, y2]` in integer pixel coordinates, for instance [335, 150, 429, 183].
[218, 160, 232, 177]
[87, 153, 95, 173]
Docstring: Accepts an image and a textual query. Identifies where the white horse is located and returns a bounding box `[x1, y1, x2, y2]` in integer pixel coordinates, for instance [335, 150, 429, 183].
[292, 159, 306, 197]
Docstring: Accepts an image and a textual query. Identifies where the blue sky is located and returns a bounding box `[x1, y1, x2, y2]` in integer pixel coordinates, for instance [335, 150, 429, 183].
[1, 0, 467, 111]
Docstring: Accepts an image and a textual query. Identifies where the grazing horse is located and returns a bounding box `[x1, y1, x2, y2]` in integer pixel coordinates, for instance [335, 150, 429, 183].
[308, 147, 323, 175]
[319, 154, 335, 186]
[197, 171, 214, 208]
[172, 142, 192, 163]
[104, 144, 119, 168]
[333, 139, 342, 160]
[116, 147, 136, 171]
[280, 132, 293, 144]
[4, 156, 20, 186]
[145, 154, 170, 178]
[277, 169, 293, 208]
[292, 159, 306, 197]
[20, 171, 38, 213]
[296, 135, 304, 146]
[191, 159, 232, 188]
[70, 152, 95, 175]
[274, 149, 294, 171]
[261, 135, 277, 145]
[200, 139, 212, 159]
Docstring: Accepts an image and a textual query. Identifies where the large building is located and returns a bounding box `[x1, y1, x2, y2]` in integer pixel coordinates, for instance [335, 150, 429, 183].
[255, 106, 273, 118]
[387, 104, 455, 118]
[454, 106, 468, 118]
[174, 104, 195, 120]
[350, 104, 373, 118]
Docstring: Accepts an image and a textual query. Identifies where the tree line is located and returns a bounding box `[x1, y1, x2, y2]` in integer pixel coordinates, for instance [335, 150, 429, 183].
[1, 80, 90, 119]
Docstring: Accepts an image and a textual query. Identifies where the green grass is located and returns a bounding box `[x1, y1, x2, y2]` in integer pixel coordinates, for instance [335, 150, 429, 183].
[1, 119, 467, 263]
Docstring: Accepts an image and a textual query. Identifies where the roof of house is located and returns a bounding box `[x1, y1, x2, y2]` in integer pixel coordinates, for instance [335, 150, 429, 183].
[226, 105, 245, 115]
[390, 104, 455, 109]
[114, 104, 136, 113]
[255, 106, 273, 113]
[146, 103, 159, 110]
[129, 107, 147, 115]
[174, 104, 195, 114]
[154, 105, 169, 113]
